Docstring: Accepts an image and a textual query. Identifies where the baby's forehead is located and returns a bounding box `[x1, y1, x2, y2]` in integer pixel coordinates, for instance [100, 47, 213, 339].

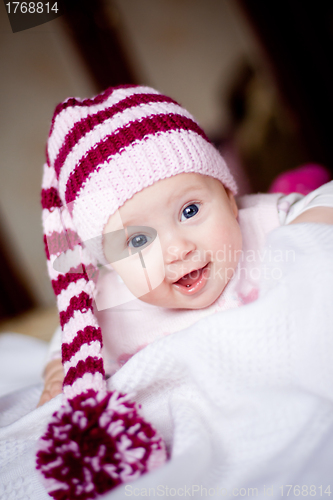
[103, 173, 223, 231]
[133, 172, 221, 203]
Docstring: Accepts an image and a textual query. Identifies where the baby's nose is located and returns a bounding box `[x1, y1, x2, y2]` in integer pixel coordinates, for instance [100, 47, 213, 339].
[164, 239, 196, 264]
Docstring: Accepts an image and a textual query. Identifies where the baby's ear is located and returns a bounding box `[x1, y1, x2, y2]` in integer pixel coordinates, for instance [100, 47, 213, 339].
[225, 188, 238, 218]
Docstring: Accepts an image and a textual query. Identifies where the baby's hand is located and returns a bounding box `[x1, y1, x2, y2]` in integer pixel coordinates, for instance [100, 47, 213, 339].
[37, 358, 64, 407]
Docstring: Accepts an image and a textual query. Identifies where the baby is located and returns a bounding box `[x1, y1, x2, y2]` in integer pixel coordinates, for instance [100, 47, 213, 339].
[39, 85, 333, 407]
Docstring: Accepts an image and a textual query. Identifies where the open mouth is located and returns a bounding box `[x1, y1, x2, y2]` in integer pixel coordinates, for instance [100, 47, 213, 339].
[173, 263, 210, 295]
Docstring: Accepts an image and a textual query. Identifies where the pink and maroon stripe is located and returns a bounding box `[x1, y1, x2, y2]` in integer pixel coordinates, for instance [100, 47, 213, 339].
[49, 84, 138, 136]
[41, 187, 62, 210]
[62, 325, 102, 362]
[45, 229, 81, 258]
[51, 269, 86, 296]
[59, 291, 93, 327]
[51, 262, 97, 294]
[63, 357, 105, 387]
[65, 113, 208, 205]
[53, 93, 178, 178]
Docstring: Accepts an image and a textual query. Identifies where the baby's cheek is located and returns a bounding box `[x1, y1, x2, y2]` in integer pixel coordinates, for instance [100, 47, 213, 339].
[138, 282, 172, 307]
[113, 239, 165, 299]
[113, 255, 150, 297]
[141, 237, 165, 291]
[233, 223, 243, 264]
[213, 224, 242, 284]
[223, 220, 242, 263]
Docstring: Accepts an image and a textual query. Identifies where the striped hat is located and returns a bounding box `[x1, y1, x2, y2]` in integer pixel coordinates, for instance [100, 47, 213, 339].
[37, 85, 237, 499]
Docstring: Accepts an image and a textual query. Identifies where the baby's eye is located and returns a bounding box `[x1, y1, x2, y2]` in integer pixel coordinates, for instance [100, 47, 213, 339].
[181, 203, 200, 221]
[128, 234, 150, 249]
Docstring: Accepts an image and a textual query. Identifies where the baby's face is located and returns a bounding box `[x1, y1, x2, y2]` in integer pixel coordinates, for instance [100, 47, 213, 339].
[103, 173, 242, 309]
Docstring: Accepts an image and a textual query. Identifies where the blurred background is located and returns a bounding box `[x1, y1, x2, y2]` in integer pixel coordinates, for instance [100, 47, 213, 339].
[0, 0, 333, 336]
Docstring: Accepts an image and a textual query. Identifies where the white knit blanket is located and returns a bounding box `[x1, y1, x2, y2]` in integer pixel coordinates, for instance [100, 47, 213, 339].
[1, 223, 333, 500]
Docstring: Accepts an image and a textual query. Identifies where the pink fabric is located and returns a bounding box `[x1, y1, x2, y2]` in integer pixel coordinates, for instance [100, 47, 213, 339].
[49, 84, 136, 135]
[54, 94, 177, 178]
[45, 230, 81, 256]
[64, 113, 209, 205]
[269, 163, 331, 195]
[56, 102, 193, 200]
[63, 357, 105, 387]
[59, 292, 94, 327]
[62, 326, 103, 362]
[48, 87, 160, 164]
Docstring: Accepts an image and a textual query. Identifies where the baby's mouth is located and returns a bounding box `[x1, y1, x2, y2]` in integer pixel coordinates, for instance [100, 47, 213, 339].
[173, 263, 210, 295]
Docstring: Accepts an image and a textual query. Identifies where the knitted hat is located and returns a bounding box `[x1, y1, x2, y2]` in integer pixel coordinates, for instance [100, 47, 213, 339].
[37, 84, 237, 499]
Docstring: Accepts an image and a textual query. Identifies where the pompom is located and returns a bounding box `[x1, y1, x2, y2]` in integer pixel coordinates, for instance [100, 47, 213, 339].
[36, 390, 167, 500]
